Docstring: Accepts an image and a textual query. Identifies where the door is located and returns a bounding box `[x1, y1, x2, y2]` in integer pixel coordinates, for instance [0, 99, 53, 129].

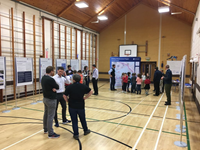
[141, 62, 156, 82]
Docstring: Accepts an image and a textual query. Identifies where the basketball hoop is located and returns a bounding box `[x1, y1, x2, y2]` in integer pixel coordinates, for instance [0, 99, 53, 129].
[124, 50, 131, 57]
[125, 54, 130, 57]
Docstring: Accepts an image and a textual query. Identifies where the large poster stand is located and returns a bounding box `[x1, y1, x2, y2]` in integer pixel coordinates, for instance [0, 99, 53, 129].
[37, 58, 52, 103]
[174, 55, 187, 147]
[0, 57, 10, 113]
[36, 83, 43, 103]
[13, 57, 34, 109]
[13, 88, 21, 110]
[110, 57, 141, 88]
[2, 84, 10, 113]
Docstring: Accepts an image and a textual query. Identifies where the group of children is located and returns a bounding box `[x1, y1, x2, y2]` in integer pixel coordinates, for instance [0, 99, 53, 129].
[122, 72, 151, 95]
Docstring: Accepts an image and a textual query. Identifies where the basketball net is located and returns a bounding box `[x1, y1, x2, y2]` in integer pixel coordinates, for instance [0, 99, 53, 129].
[125, 54, 130, 57]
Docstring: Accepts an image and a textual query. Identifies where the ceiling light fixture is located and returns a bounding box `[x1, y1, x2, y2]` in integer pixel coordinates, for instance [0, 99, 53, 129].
[98, 10, 105, 15]
[158, 6, 170, 13]
[75, 1, 89, 8]
[171, 12, 182, 15]
[97, 15, 108, 20]
[91, 20, 99, 24]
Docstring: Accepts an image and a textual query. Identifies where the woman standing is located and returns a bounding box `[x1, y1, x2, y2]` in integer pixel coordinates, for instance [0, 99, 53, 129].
[83, 66, 90, 87]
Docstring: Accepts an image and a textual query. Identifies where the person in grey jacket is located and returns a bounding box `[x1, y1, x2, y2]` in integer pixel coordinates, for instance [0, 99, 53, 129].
[131, 73, 137, 93]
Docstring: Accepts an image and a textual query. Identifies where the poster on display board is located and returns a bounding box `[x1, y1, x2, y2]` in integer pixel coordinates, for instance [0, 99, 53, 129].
[70, 59, 79, 71]
[0, 56, 6, 89]
[81, 60, 88, 71]
[167, 61, 182, 75]
[110, 57, 141, 88]
[56, 59, 67, 72]
[39, 58, 52, 82]
[15, 57, 33, 86]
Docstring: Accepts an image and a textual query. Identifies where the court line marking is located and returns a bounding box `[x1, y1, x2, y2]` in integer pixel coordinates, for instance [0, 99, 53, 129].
[154, 105, 168, 150]
[132, 93, 164, 150]
[116, 99, 145, 127]
[1, 130, 43, 150]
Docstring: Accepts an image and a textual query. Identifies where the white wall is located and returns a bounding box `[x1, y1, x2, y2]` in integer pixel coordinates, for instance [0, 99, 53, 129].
[191, 1, 200, 104]
[0, 0, 99, 98]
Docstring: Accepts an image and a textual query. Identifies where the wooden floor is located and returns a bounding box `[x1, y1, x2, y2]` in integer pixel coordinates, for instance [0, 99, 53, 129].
[0, 81, 200, 150]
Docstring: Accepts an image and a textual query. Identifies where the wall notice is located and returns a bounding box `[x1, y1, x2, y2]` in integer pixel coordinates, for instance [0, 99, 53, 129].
[0, 57, 6, 89]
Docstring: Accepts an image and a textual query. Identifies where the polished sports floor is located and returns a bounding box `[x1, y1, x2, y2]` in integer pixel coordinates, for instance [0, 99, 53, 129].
[0, 81, 200, 150]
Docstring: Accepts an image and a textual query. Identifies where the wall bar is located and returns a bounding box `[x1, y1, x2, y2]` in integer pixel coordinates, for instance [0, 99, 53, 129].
[11, 8, 16, 100]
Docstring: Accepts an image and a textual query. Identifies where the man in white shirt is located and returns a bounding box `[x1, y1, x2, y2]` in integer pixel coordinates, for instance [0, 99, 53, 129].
[92, 64, 99, 95]
[53, 67, 71, 127]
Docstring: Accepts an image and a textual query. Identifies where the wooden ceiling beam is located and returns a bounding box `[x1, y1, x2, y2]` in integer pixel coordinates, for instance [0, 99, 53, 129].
[157, 0, 195, 16]
[82, 0, 119, 26]
[57, 0, 76, 17]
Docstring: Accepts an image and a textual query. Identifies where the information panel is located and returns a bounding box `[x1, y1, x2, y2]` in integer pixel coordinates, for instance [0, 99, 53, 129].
[71, 59, 79, 71]
[81, 60, 88, 71]
[39, 58, 52, 82]
[0, 56, 6, 89]
[167, 61, 182, 75]
[110, 57, 141, 88]
[15, 57, 33, 86]
[56, 59, 67, 71]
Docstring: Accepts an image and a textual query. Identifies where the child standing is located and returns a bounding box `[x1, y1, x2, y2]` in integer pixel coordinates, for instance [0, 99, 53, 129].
[142, 72, 146, 89]
[127, 72, 131, 92]
[122, 73, 128, 93]
[136, 74, 142, 94]
[144, 76, 151, 95]
[131, 73, 136, 93]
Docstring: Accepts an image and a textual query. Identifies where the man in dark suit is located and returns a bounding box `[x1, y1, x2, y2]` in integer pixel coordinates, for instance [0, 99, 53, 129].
[109, 64, 116, 91]
[153, 67, 162, 96]
[161, 65, 172, 105]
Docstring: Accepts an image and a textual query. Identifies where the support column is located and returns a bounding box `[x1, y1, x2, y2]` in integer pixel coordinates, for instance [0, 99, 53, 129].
[158, 14, 162, 68]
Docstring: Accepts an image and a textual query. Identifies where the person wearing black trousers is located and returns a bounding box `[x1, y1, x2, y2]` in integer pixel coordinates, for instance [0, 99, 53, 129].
[63, 74, 93, 140]
[160, 69, 165, 93]
[109, 64, 116, 91]
[127, 72, 131, 92]
[153, 67, 162, 96]
[83, 66, 90, 87]
[53, 67, 71, 127]
[92, 64, 99, 95]
[161, 65, 172, 105]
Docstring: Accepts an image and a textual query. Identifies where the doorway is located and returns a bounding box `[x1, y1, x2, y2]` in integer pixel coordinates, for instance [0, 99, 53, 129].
[140, 62, 157, 82]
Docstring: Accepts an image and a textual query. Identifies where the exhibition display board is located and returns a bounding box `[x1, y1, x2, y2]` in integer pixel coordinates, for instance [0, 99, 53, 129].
[71, 59, 79, 71]
[39, 58, 52, 82]
[56, 59, 67, 71]
[167, 61, 182, 75]
[0, 56, 6, 89]
[81, 60, 88, 71]
[15, 57, 33, 86]
[110, 57, 141, 88]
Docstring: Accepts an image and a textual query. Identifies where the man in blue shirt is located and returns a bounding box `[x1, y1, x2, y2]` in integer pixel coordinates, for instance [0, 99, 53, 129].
[161, 65, 172, 105]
